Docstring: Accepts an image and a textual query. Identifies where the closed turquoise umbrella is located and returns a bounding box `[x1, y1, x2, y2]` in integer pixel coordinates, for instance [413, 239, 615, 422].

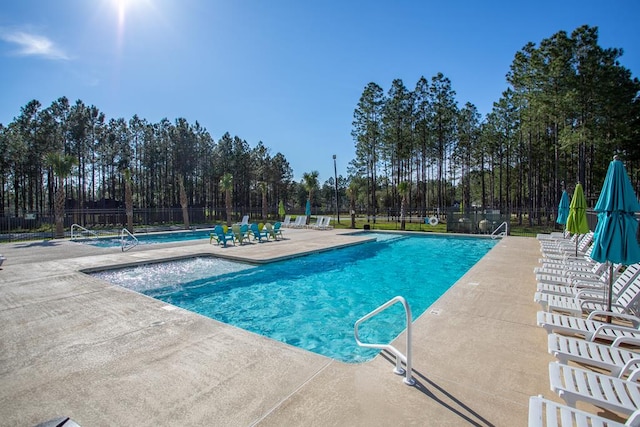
[556, 190, 570, 225]
[566, 183, 590, 256]
[305, 199, 311, 225]
[590, 156, 640, 313]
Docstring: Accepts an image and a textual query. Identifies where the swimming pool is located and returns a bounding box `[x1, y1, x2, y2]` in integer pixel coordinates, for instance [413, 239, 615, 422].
[79, 229, 214, 247]
[91, 233, 497, 362]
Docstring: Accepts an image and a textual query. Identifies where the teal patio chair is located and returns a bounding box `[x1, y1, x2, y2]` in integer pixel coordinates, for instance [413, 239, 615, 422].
[249, 223, 269, 242]
[273, 222, 284, 239]
[211, 225, 235, 247]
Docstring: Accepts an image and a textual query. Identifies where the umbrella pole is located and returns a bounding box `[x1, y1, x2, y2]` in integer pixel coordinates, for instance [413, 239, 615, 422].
[575, 235, 579, 257]
[606, 262, 613, 323]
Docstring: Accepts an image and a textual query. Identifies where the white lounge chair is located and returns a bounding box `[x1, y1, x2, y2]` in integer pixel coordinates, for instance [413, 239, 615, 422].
[536, 263, 632, 297]
[549, 362, 640, 415]
[540, 231, 591, 248]
[538, 234, 582, 248]
[535, 262, 602, 279]
[320, 216, 332, 230]
[528, 395, 640, 427]
[291, 215, 306, 228]
[310, 216, 332, 230]
[535, 260, 607, 284]
[540, 232, 594, 259]
[548, 333, 640, 377]
[535, 266, 640, 316]
[282, 215, 291, 227]
[536, 230, 569, 240]
[537, 311, 640, 342]
[538, 232, 582, 251]
[309, 216, 324, 229]
[536, 248, 597, 269]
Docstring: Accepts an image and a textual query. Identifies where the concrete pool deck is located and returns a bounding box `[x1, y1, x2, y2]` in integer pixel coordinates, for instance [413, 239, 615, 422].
[0, 228, 606, 426]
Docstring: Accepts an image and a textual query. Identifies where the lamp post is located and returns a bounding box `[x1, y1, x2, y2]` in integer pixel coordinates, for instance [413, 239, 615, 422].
[333, 154, 339, 223]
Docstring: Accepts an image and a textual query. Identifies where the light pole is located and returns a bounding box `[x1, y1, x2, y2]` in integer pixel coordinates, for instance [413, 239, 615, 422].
[333, 154, 339, 223]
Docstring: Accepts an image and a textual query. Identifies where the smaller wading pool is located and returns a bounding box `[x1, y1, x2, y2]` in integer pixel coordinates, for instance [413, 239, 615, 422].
[78, 229, 214, 248]
[91, 233, 497, 362]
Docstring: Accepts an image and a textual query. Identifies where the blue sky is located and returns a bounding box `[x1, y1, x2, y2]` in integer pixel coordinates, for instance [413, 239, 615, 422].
[1, 1, 638, 183]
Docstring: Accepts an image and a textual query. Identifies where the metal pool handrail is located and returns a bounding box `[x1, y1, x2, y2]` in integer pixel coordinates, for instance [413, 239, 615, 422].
[120, 228, 139, 252]
[70, 224, 98, 240]
[491, 221, 508, 239]
[354, 296, 415, 385]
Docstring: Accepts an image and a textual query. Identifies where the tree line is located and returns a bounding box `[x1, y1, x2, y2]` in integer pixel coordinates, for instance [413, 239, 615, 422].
[0, 97, 324, 224]
[349, 25, 639, 226]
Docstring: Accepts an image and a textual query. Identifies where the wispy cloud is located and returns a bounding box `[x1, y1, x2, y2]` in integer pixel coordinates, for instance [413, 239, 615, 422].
[0, 29, 70, 60]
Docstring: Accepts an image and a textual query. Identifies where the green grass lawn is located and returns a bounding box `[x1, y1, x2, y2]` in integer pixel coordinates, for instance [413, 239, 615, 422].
[329, 217, 447, 233]
[326, 215, 558, 238]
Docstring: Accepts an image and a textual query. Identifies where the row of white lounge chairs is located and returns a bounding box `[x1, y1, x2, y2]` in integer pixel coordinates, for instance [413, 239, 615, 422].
[281, 215, 333, 230]
[529, 231, 640, 426]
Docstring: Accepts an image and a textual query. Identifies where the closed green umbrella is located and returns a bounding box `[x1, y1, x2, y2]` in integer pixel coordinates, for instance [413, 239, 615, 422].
[278, 200, 285, 219]
[556, 190, 570, 226]
[565, 183, 590, 256]
[590, 157, 640, 313]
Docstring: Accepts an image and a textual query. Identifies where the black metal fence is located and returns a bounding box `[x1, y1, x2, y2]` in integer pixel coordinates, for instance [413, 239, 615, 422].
[446, 209, 510, 235]
[1, 207, 637, 242]
[0, 207, 312, 242]
[443, 208, 601, 236]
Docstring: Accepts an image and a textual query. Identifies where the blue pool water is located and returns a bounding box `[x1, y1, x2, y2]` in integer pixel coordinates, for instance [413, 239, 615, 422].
[91, 233, 496, 362]
[81, 229, 214, 247]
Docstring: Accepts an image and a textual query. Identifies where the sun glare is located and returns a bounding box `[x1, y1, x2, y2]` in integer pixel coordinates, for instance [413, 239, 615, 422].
[110, 0, 155, 28]
[112, 0, 142, 23]
[104, 0, 165, 53]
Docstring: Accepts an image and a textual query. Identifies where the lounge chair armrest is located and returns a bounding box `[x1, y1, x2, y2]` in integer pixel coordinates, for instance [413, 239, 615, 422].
[612, 336, 640, 347]
[589, 323, 640, 342]
[574, 294, 606, 308]
[587, 310, 640, 327]
[612, 336, 640, 350]
[570, 278, 605, 288]
[575, 289, 605, 300]
[616, 357, 640, 378]
[606, 303, 635, 314]
[628, 410, 640, 426]
[628, 368, 640, 382]
[570, 282, 605, 292]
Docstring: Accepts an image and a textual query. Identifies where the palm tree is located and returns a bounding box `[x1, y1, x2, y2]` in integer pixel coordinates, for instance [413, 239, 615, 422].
[398, 181, 409, 230]
[302, 170, 319, 224]
[45, 152, 76, 238]
[220, 172, 233, 226]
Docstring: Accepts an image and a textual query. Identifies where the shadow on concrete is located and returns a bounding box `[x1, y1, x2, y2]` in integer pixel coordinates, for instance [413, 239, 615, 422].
[380, 351, 495, 427]
[14, 240, 62, 248]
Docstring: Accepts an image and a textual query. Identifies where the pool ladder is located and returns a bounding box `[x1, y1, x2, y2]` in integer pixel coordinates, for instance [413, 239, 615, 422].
[70, 224, 98, 240]
[354, 296, 414, 385]
[491, 221, 508, 239]
[120, 228, 139, 252]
